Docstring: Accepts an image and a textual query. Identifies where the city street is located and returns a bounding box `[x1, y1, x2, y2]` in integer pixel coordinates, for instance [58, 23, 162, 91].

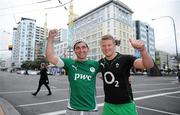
[0, 71, 180, 115]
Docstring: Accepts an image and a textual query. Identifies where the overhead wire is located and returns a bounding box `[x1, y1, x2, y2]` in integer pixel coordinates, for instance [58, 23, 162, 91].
[0, 0, 52, 11]
[57, 0, 68, 11]
[0, 0, 72, 16]
[0, 9, 44, 17]
[44, 0, 73, 10]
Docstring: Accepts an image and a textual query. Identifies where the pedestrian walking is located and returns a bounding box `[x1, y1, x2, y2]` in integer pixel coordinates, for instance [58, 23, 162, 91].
[32, 63, 52, 96]
[177, 70, 180, 82]
[24, 69, 29, 76]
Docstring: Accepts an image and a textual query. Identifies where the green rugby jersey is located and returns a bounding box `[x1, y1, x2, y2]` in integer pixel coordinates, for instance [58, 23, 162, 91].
[61, 58, 100, 111]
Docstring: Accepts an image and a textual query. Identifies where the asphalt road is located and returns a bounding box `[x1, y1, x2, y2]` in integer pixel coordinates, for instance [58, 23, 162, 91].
[0, 71, 180, 115]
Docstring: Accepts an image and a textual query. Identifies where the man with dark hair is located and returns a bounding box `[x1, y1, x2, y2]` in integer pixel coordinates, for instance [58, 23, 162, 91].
[99, 35, 154, 115]
[46, 29, 100, 115]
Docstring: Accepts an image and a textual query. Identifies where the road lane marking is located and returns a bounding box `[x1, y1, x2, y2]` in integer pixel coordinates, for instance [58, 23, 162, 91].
[137, 106, 180, 115]
[17, 90, 180, 108]
[37, 103, 104, 115]
[17, 99, 68, 107]
[37, 110, 66, 115]
[135, 90, 180, 100]
[15, 87, 180, 107]
[0, 84, 178, 94]
[36, 90, 180, 115]
[17, 96, 104, 107]
[0, 89, 68, 94]
[134, 83, 175, 86]
[164, 95, 180, 99]
[0, 87, 101, 94]
[133, 87, 180, 94]
[49, 86, 57, 89]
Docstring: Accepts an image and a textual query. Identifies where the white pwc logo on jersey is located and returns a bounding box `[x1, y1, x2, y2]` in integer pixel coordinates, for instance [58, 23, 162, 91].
[90, 67, 95, 73]
[74, 73, 92, 81]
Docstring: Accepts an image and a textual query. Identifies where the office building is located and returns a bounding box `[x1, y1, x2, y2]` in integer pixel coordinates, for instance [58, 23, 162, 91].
[135, 20, 155, 60]
[72, 0, 134, 60]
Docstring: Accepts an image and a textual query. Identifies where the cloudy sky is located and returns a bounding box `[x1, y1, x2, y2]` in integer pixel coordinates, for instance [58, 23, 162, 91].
[0, 0, 179, 58]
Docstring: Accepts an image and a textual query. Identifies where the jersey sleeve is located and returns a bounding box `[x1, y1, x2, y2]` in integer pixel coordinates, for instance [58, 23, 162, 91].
[127, 55, 137, 68]
[60, 58, 73, 70]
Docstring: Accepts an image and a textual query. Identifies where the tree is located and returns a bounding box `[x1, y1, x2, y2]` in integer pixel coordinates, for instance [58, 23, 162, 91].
[21, 61, 32, 69]
[21, 57, 49, 70]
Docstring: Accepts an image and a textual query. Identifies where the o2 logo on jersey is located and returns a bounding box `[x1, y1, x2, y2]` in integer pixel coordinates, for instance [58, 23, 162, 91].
[104, 72, 119, 87]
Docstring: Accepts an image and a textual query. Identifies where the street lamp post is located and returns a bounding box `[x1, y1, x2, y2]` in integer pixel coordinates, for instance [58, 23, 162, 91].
[152, 16, 179, 70]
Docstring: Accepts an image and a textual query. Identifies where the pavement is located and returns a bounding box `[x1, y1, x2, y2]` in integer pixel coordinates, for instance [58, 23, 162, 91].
[0, 97, 21, 115]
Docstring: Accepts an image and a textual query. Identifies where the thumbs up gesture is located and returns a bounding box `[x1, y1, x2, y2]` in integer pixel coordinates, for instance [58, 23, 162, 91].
[129, 39, 145, 52]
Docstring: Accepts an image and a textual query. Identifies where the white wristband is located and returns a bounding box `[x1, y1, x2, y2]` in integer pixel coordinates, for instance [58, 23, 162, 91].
[56, 58, 64, 67]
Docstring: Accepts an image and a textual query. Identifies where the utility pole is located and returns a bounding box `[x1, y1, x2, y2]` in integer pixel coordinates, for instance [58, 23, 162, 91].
[67, 0, 74, 58]
[43, 13, 48, 57]
[152, 16, 179, 71]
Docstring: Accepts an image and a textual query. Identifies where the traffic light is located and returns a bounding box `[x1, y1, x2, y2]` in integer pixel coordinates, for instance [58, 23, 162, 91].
[115, 40, 121, 46]
[8, 45, 13, 50]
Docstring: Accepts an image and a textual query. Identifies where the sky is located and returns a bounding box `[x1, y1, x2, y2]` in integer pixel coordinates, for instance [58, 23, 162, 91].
[0, 0, 179, 59]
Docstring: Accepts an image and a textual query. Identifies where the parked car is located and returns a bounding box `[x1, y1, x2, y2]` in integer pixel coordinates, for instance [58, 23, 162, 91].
[47, 71, 53, 75]
[16, 70, 40, 75]
[37, 71, 53, 75]
[28, 70, 40, 75]
[16, 70, 25, 74]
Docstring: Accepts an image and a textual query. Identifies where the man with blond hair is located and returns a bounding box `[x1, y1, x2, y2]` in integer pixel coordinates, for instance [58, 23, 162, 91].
[99, 35, 154, 115]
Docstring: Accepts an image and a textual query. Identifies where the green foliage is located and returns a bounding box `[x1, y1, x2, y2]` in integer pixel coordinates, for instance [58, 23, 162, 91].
[21, 57, 49, 70]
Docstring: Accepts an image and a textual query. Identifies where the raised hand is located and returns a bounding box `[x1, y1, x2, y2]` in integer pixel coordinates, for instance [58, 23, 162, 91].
[48, 29, 58, 39]
[129, 39, 145, 52]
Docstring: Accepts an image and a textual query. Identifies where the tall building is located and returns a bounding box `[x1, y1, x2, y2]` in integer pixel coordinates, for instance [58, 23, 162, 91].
[54, 29, 68, 44]
[156, 50, 177, 70]
[12, 17, 36, 67]
[35, 26, 48, 60]
[135, 20, 155, 60]
[54, 42, 68, 58]
[12, 17, 68, 67]
[72, 0, 134, 60]
[54, 29, 68, 58]
[12, 28, 19, 67]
